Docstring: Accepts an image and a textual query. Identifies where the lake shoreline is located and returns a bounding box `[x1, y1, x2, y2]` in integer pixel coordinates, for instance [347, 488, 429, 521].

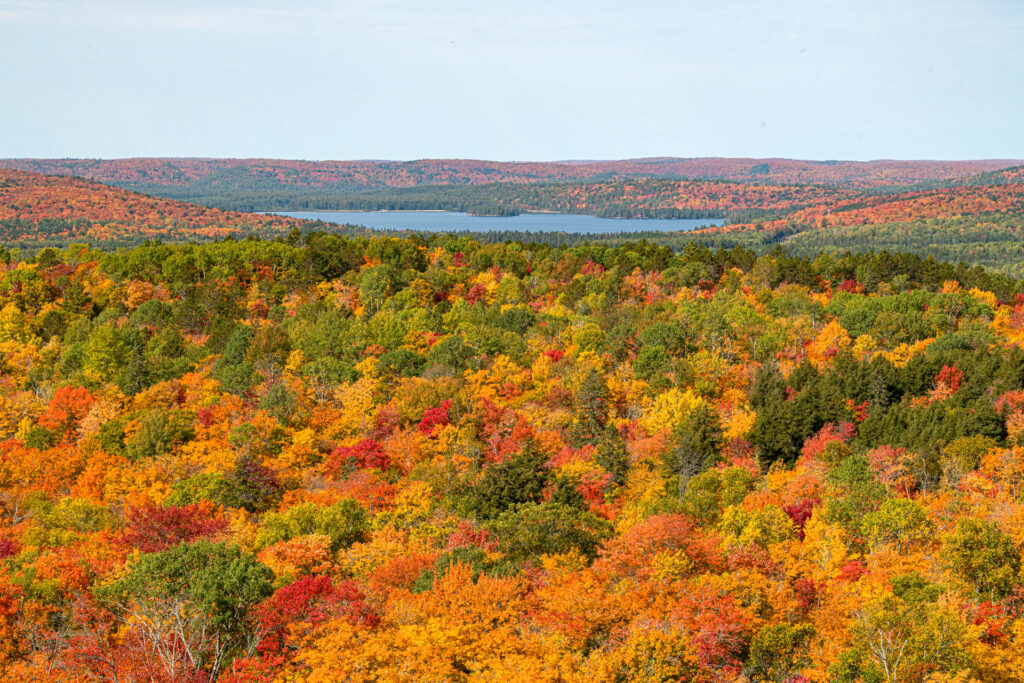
[268, 208, 723, 220]
[269, 210, 724, 234]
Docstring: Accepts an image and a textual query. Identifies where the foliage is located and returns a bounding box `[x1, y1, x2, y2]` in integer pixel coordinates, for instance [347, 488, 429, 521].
[0, 212, 1022, 679]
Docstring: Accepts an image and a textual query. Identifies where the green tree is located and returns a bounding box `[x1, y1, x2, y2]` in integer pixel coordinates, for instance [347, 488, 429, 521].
[96, 540, 273, 680]
[464, 448, 549, 520]
[943, 518, 1020, 599]
[83, 324, 128, 384]
[125, 409, 195, 462]
[256, 500, 369, 552]
[863, 498, 931, 555]
[214, 325, 256, 394]
[747, 622, 814, 682]
[661, 404, 724, 491]
[359, 264, 401, 313]
[375, 348, 425, 378]
[593, 425, 629, 485]
[260, 382, 299, 424]
[488, 502, 611, 562]
[245, 324, 291, 381]
[571, 369, 610, 444]
[825, 455, 886, 540]
[680, 466, 755, 523]
[426, 334, 474, 371]
[633, 344, 671, 384]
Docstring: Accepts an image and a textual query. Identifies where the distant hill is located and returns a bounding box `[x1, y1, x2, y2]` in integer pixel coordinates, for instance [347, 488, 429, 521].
[724, 179, 1024, 231]
[0, 168, 308, 247]
[709, 177, 1024, 275]
[958, 164, 1024, 186]
[1, 157, 1020, 194]
[2, 164, 1023, 276]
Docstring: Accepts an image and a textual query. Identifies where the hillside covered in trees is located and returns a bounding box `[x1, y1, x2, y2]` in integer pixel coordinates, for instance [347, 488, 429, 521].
[2, 230, 1024, 681]
[3, 157, 1020, 192]
[3, 165, 1024, 278]
[0, 169, 315, 249]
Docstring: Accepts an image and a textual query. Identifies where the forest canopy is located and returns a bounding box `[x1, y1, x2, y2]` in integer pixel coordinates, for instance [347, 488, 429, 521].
[0, 230, 1023, 681]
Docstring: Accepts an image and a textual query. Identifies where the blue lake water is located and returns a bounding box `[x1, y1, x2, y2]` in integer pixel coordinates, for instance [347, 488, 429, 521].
[273, 210, 723, 234]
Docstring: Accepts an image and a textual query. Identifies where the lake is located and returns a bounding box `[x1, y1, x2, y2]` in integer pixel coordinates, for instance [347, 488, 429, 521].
[272, 210, 723, 234]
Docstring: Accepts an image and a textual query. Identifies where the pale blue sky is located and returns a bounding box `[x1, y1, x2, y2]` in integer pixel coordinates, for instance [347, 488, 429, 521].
[1, 0, 1022, 160]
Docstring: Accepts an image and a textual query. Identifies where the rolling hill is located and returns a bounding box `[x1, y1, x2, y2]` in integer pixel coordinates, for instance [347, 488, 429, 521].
[2, 163, 1023, 276]
[1, 157, 1020, 195]
[0, 168, 308, 247]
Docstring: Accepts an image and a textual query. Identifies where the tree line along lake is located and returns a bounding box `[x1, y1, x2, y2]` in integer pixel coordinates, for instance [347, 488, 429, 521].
[271, 210, 724, 234]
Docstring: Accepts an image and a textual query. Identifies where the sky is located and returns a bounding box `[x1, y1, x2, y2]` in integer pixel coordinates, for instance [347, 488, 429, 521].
[1, 0, 1022, 161]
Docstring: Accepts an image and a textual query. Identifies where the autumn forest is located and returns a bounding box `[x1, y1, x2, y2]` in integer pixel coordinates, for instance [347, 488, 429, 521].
[0, 157, 1023, 682]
